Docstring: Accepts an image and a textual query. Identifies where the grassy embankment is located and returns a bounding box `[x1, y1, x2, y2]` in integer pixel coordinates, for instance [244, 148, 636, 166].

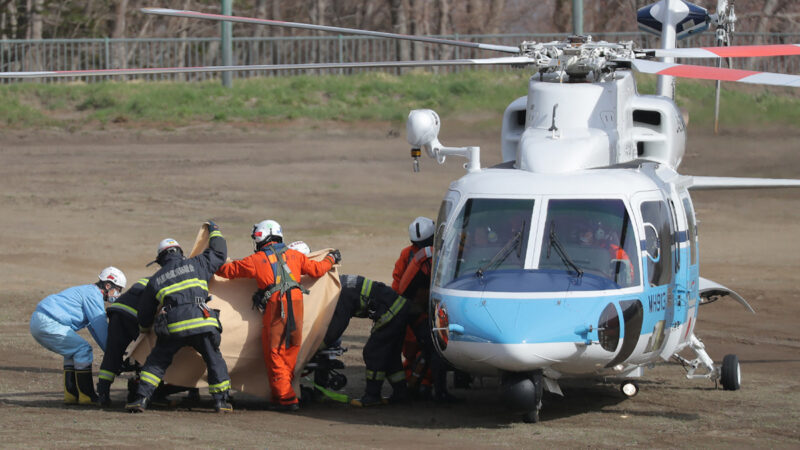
[1, 70, 799, 130]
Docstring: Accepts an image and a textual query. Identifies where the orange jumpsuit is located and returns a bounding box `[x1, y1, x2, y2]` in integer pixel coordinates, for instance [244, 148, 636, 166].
[391, 245, 417, 292]
[217, 245, 334, 405]
[395, 246, 434, 389]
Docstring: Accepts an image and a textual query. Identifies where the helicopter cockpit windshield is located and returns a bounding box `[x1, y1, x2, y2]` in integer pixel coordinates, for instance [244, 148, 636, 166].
[434, 198, 534, 287]
[539, 199, 640, 288]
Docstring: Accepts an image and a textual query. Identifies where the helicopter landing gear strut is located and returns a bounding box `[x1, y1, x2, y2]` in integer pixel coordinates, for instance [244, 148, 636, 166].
[673, 333, 741, 390]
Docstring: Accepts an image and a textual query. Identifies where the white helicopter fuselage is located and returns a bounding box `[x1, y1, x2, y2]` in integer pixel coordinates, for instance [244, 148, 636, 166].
[425, 72, 703, 382]
[430, 164, 700, 381]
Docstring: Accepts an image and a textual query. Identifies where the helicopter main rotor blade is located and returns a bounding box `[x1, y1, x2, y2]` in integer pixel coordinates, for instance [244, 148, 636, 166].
[0, 56, 536, 79]
[631, 59, 800, 87]
[141, 8, 521, 54]
[642, 44, 800, 59]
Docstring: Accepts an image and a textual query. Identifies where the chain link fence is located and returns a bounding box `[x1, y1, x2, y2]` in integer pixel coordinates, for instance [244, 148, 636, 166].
[1, 31, 798, 83]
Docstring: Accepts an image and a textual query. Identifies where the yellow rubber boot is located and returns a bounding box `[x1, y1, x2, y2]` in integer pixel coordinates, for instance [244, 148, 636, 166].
[75, 369, 99, 405]
[64, 366, 78, 404]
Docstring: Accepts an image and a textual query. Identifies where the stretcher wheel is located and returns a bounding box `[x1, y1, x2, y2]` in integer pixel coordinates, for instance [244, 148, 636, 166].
[329, 373, 347, 391]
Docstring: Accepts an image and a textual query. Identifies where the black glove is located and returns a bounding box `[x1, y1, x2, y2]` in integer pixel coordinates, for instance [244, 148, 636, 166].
[328, 249, 342, 264]
[206, 220, 219, 232]
[251, 289, 267, 313]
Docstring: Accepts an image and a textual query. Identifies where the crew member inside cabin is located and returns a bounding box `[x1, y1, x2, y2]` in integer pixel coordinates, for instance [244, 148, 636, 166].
[30, 266, 126, 406]
[215, 220, 340, 412]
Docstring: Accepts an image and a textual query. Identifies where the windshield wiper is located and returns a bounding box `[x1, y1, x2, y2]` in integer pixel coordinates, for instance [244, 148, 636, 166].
[476, 221, 526, 278]
[547, 222, 583, 278]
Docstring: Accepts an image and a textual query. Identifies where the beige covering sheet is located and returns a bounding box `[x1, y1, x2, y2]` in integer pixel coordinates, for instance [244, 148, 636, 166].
[128, 226, 341, 399]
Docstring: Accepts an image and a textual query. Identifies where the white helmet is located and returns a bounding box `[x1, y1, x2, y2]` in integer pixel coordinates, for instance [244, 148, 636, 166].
[148, 238, 182, 267]
[157, 238, 181, 255]
[252, 220, 283, 244]
[288, 240, 310, 255]
[98, 266, 127, 290]
[408, 216, 435, 244]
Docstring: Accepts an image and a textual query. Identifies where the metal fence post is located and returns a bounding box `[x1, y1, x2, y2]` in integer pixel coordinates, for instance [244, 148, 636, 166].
[221, 0, 233, 88]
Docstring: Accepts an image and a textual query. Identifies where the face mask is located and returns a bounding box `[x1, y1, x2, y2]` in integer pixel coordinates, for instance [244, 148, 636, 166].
[106, 287, 121, 302]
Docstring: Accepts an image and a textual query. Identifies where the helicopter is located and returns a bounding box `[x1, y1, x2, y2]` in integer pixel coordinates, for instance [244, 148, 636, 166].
[3, 0, 800, 424]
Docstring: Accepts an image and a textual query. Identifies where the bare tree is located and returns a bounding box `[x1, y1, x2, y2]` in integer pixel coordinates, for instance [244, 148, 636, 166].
[389, 0, 410, 61]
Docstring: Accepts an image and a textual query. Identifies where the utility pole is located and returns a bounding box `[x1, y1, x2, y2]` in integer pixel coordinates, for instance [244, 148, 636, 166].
[221, 0, 233, 88]
[572, 0, 583, 35]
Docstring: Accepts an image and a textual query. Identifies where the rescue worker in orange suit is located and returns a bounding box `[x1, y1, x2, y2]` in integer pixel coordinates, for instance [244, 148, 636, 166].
[96, 276, 149, 407]
[216, 220, 340, 411]
[323, 275, 425, 406]
[397, 241, 462, 402]
[392, 216, 435, 292]
[126, 222, 232, 413]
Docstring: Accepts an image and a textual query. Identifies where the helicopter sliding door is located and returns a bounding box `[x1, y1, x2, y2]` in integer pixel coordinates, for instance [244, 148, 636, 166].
[637, 195, 677, 359]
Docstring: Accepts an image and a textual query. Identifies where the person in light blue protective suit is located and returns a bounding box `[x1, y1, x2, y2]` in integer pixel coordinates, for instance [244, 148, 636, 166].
[30, 266, 127, 405]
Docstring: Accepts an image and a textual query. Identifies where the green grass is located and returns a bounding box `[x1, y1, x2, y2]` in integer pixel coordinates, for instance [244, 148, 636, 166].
[0, 70, 798, 129]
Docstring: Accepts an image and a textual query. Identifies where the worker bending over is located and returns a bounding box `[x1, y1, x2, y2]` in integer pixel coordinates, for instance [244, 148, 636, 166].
[30, 267, 126, 405]
[325, 274, 425, 406]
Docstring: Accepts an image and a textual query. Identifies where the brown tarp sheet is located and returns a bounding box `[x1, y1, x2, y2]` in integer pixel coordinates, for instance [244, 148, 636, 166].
[127, 226, 341, 399]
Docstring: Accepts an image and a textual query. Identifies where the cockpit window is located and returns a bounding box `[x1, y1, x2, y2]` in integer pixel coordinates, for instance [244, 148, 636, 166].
[539, 199, 640, 288]
[433, 198, 534, 287]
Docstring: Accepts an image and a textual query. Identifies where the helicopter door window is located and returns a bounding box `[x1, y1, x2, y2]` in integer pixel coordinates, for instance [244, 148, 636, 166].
[539, 199, 640, 288]
[433, 198, 534, 287]
[640, 201, 674, 287]
[682, 197, 698, 266]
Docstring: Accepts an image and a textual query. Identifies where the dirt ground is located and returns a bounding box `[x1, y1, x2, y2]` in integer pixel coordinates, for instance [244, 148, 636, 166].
[1, 118, 799, 448]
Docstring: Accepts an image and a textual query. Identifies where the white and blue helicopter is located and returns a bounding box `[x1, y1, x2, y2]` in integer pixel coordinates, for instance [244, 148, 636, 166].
[4, 0, 800, 424]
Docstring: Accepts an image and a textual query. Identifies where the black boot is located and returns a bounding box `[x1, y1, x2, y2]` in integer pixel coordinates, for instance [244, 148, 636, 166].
[389, 381, 409, 404]
[75, 368, 98, 405]
[125, 395, 148, 413]
[63, 366, 78, 405]
[352, 379, 384, 407]
[213, 392, 233, 413]
[96, 378, 112, 407]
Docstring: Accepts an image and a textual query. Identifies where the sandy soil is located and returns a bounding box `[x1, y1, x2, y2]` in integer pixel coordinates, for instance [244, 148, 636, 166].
[1, 119, 799, 448]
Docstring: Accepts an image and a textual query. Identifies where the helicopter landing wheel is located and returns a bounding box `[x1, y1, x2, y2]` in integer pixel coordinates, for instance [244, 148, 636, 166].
[620, 380, 639, 398]
[721, 354, 741, 391]
[522, 408, 540, 424]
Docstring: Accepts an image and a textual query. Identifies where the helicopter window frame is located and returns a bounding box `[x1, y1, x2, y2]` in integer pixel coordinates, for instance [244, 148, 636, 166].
[535, 197, 642, 288]
[640, 199, 675, 287]
[682, 196, 698, 266]
[433, 190, 460, 262]
[432, 196, 536, 288]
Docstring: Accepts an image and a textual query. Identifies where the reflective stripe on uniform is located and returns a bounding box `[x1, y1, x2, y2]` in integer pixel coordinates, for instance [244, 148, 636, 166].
[166, 317, 220, 334]
[358, 278, 373, 315]
[372, 296, 407, 332]
[107, 302, 137, 316]
[136, 278, 149, 286]
[388, 370, 406, 383]
[365, 369, 386, 381]
[98, 369, 115, 382]
[140, 371, 161, 387]
[208, 379, 231, 394]
[155, 278, 209, 305]
[209, 230, 223, 239]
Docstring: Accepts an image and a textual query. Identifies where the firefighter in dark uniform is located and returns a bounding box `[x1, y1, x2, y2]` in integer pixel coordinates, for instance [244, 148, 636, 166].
[96, 276, 149, 407]
[325, 274, 426, 406]
[126, 221, 232, 413]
